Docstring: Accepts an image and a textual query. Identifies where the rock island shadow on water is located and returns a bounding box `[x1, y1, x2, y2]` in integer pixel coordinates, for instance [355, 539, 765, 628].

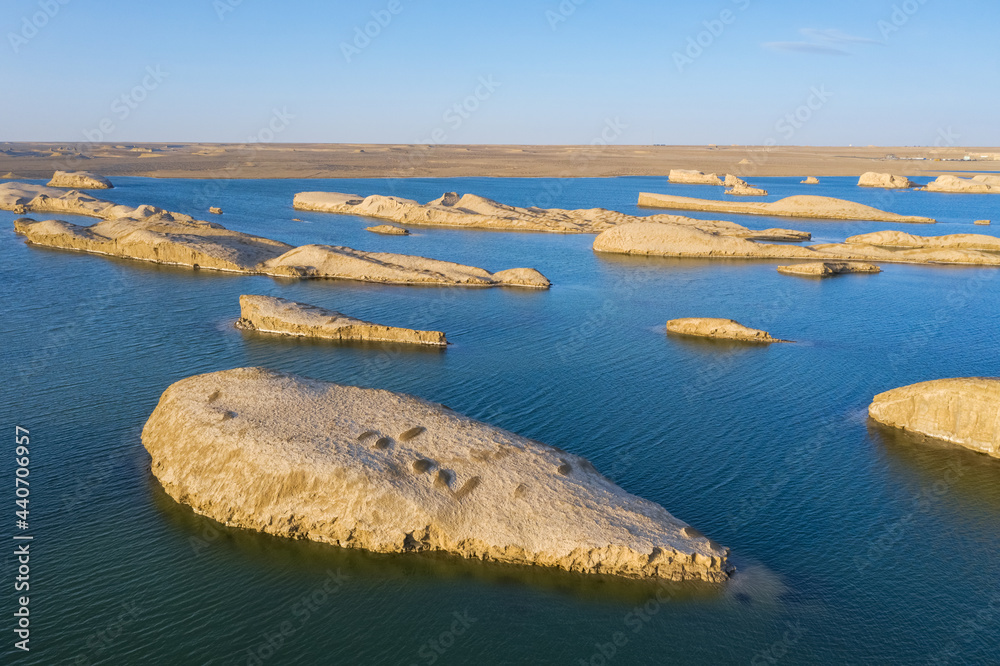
[148, 479, 727, 607]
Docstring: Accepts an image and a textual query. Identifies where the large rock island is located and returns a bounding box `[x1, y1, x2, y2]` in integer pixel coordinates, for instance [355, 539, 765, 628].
[924, 175, 1000, 194]
[142, 368, 731, 582]
[666, 318, 788, 343]
[638, 192, 936, 224]
[592, 222, 1000, 267]
[3, 183, 548, 288]
[868, 378, 1000, 458]
[237, 295, 447, 346]
[292, 190, 809, 241]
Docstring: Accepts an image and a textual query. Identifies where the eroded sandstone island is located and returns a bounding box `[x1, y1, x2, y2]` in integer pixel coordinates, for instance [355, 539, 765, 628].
[638, 192, 936, 224]
[777, 262, 881, 278]
[237, 295, 447, 346]
[666, 318, 789, 343]
[142, 368, 731, 582]
[869, 378, 1000, 458]
[924, 174, 1000, 194]
[293, 190, 810, 241]
[2, 183, 547, 288]
[592, 223, 1000, 267]
[46, 170, 113, 189]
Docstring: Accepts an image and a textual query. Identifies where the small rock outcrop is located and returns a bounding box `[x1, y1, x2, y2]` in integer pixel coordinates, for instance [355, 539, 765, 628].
[638, 192, 936, 224]
[868, 378, 1000, 458]
[668, 169, 723, 186]
[924, 175, 1000, 194]
[366, 224, 409, 235]
[777, 262, 881, 278]
[723, 175, 768, 196]
[858, 172, 915, 189]
[46, 170, 113, 189]
[666, 318, 789, 343]
[236, 295, 447, 346]
[142, 367, 731, 581]
[209, 206, 223, 215]
[801, 176, 820, 184]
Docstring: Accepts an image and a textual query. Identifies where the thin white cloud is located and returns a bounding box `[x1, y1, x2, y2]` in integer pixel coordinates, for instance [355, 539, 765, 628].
[800, 28, 883, 45]
[763, 41, 849, 56]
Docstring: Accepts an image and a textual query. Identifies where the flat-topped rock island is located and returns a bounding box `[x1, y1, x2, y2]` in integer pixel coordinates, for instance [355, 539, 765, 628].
[638, 192, 936, 224]
[236, 295, 447, 346]
[142, 368, 731, 582]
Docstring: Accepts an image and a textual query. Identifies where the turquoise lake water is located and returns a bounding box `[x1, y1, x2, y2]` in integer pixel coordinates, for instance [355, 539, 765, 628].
[2, 176, 999, 664]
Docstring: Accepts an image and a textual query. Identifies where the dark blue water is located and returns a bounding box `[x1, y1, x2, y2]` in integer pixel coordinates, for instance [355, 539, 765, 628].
[2, 177, 999, 664]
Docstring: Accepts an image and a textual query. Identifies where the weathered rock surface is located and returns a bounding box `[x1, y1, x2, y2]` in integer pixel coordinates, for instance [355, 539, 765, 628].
[723, 174, 768, 196]
[292, 190, 809, 241]
[845, 230, 1000, 252]
[46, 170, 113, 189]
[638, 192, 936, 224]
[259, 245, 550, 288]
[209, 206, 223, 215]
[924, 175, 1000, 194]
[869, 378, 1000, 458]
[3, 183, 547, 288]
[592, 222, 1000, 266]
[142, 367, 731, 581]
[366, 224, 409, 235]
[666, 318, 788, 343]
[668, 169, 723, 186]
[777, 262, 881, 277]
[801, 176, 820, 184]
[858, 172, 915, 189]
[236, 295, 446, 346]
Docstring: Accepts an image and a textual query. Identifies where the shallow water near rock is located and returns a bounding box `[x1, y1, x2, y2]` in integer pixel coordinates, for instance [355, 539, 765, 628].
[2, 176, 999, 663]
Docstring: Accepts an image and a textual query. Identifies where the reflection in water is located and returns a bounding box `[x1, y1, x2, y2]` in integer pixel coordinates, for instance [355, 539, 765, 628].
[149, 477, 726, 607]
[868, 421, 1000, 512]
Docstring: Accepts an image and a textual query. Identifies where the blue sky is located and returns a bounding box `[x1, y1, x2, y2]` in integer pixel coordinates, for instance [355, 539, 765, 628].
[2, 0, 997, 145]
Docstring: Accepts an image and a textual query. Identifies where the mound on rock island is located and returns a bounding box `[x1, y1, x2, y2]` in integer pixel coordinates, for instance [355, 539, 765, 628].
[46, 170, 113, 189]
[668, 169, 723, 186]
[236, 295, 447, 346]
[638, 192, 936, 224]
[666, 318, 789, 343]
[142, 367, 731, 582]
[869, 378, 1000, 458]
[857, 172, 915, 189]
[3, 183, 547, 288]
[292, 190, 809, 241]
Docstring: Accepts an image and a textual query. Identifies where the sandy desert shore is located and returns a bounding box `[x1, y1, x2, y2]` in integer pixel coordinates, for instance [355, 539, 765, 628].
[2, 142, 999, 179]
